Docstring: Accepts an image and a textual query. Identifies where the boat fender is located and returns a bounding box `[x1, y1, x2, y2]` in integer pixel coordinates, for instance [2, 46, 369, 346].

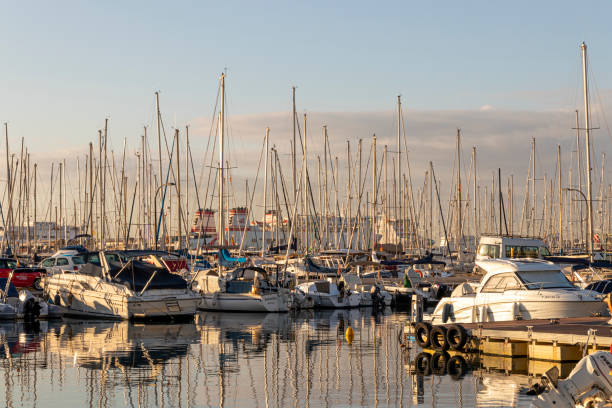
[447, 355, 468, 380]
[212, 292, 218, 307]
[441, 303, 453, 323]
[431, 351, 450, 376]
[479, 305, 487, 322]
[446, 324, 468, 351]
[345, 326, 354, 344]
[414, 322, 432, 348]
[430, 326, 449, 351]
[512, 302, 522, 320]
[414, 352, 432, 376]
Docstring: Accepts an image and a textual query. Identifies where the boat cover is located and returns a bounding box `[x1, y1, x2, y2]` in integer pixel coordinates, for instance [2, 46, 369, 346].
[218, 249, 247, 267]
[0, 278, 18, 297]
[81, 261, 189, 291]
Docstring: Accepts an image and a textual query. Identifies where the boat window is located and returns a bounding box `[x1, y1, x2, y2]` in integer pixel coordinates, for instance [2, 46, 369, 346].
[41, 258, 55, 267]
[56, 258, 69, 266]
[478, 244, 500, 258]
[72, 256, 85, 265]
[539, 247, 551, 256]
[504, 246, 540, 258]
[516, 270, 574, 289]
[5, 260, 17, 269]
[481, 273, 521, 293]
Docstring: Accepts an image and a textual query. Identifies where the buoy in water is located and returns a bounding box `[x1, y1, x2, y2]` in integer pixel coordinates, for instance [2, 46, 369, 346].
[345, 326, 354, 344]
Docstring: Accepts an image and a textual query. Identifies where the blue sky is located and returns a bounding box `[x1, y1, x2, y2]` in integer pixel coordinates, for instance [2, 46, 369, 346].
[1, 1, 611, 230]
[0, 1, 611, 155]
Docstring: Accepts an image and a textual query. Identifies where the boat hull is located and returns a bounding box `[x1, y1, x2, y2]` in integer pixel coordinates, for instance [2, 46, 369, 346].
[44, 275, 199, 319]
[198, 292, 290, 312]
[431, 299, 607, 325]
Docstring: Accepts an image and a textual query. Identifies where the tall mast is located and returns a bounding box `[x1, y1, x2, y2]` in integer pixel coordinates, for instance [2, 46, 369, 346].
[292, 87, 297, 205]
[262, 127, 269, 256]
[558, 145, 563, 252]
[175, 129, 181, 249]
[323, 125, 328, 249]
[372, 134, 377, 249]
[472, 146, 478, 242]
[456, 129, 462, 249]
[397, 95, 402, 246]
[218, 73, 226, 246]
[581, 41, 594, 260]
[531, 137, 536, 237]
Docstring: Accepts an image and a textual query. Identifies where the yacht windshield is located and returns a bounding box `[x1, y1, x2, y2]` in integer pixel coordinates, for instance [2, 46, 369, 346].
[516, 270, 574, 289]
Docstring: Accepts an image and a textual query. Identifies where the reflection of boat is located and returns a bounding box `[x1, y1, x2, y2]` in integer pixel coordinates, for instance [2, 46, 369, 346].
[45, 320, 199, 370]
[431, 259, 606, 324]
[43, 252, 200, 319]
[0, 320, 48, 358]
[193, 266, 291, 312]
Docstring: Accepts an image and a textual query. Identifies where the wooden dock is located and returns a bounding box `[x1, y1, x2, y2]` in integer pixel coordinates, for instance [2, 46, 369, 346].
[405, 317, 612, 373]
[462, 317, 612, 350]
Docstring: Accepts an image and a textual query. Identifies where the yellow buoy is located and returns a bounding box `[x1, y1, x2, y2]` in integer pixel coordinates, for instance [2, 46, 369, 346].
[345, 326, 354, 344]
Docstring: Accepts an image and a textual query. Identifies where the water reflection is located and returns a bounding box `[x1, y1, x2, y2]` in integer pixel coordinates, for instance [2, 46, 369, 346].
[0, 310, 543, 407]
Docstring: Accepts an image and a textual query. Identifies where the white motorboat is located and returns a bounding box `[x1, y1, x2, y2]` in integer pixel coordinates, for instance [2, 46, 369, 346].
[192, 266, 291, 312]
[0, 277, 62, 320]
[430, 259, 607, 325]
[295, 279, 361, 309]
[43, 252, 200, 319]
[341, 274, 392, 307]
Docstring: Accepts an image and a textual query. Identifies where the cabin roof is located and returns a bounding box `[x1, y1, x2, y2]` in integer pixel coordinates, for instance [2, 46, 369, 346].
[476, 258, 559, 275]
[478, 235, 548, 246]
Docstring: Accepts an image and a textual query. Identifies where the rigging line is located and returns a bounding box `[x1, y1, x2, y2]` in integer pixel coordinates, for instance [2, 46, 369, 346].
[197, 80, 221, 203]
[589, 58, 612, 147]
[237, 136, 266, 254]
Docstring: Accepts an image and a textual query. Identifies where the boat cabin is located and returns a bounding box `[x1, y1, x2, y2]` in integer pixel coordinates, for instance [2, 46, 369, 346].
[470, 259, 574, 294]
[476, 235, 551, 261]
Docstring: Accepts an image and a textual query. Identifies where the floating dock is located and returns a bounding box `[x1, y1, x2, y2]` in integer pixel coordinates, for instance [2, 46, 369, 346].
[404, 317, 612, 377]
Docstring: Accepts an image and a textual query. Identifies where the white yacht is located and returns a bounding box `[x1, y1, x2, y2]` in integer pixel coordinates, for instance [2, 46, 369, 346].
[430, 259, 606, 324]
[192, 266, 291, 312]
[295, 279, 361, 309]
[43, 252, 200, 319]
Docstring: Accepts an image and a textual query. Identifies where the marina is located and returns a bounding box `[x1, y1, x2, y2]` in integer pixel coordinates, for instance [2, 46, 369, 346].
[3, 2, 612, 407]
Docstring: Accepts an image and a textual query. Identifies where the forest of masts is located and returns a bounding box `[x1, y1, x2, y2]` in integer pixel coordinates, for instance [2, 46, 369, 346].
[0, 49, 609, 257]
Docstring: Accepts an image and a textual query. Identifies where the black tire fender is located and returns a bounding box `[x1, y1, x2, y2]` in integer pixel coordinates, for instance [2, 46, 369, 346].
[414, 352, 432, 376]
[430, 325, 449, 351]
[447, 355, 468, 380]
[414, 322, 432, 348]
[446, 324, 468, 351]
[431, 351, 450, 376]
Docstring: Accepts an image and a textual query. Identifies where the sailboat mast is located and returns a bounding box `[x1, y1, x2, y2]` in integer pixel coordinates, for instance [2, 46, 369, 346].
[558, 145, 563, 252]
[262, 127, 269, 256]
[372, 134, 377, 250]
[581, 42, 594, 260]
[218, 73, 226, 246]
[456, 129, 462, 249]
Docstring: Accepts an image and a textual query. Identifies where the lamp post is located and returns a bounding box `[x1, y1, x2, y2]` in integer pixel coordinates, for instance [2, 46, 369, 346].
[564, 187, 592, 262]
[155, 182, 175, 250]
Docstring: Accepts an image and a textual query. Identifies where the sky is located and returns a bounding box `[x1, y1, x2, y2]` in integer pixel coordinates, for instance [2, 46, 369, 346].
[1, 1, 612, 230]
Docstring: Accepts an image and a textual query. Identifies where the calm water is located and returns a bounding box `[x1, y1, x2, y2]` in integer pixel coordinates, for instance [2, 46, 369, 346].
[0, 310, 543, 408]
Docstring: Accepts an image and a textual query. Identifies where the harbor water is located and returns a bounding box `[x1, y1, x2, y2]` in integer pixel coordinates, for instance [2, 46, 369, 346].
[0, 309, 544, 407]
